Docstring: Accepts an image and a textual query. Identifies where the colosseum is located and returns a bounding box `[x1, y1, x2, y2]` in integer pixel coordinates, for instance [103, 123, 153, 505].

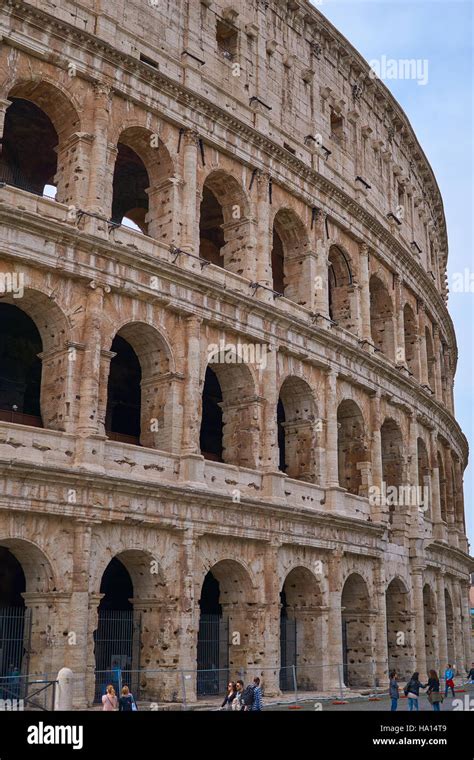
[0, 0, 471, 709]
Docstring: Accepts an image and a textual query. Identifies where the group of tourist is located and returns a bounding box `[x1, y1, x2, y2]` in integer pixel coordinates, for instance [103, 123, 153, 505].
[220, 677, 263, 712]
[389, 663, 470, 711]
[101, 684, 137, 712]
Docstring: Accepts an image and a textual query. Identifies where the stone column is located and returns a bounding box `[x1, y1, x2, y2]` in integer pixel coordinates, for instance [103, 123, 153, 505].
[430, 431, 447, 541]
[461, 580, 472, 669]
[85, 84, 113, 227]
[180, 316, 203, 483]
[326, 549, 345, 691]
[313, 211, 329, 319]
[324, 370, 339, 487]
[453, 586, 465, 673]
[258, 541, 281, 696]
[373, 562, 389, 686]
[432, 325, 443, 401]
[370, 391, 385, 522]
[358, 243, 372, 346]
[181, 129, 199, 255]
[436, 572, 448, 671]
[411, 567, 427, 679]
[394, 275, 406, 366]
[408, 414, 424, 534]
[255, 171, 273, 297]
[0, 97, 11, 141]
[178, 525, 198, 702]
[418, 305, 429, 386]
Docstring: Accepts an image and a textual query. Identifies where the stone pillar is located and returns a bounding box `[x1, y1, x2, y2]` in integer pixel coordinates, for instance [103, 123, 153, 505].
[461, 580, 472, 669]
[180, 316, 203, 482]
[0, 97, 11, 141]
[408, 414, 424, 534]
[373, 562, 389, 686]
[260, 344, 279, 473]
[21, 592, 71, 678]
[324, 370, 339, 487]
[326, 549, 345, 691]
[430, 431, 447, 541]
[56, 131, 94, 209]
[85, 84, 113, 224]
[255, 171, 273, 297]
[394, 275, 406, 366]
[313, 211, 329, 319]
[436, 572, 448, 671]
[411, 567, 427, 679]
[453, 586, 465, 673]
[418, 305, 429, 386]
[258, 541, 281, 696]
[76, 283, 108, 438]
[179, 525, 197, 702]
[432, 325, 443, 401]
[54, 668, 74, 711]
[358, 243, 372, 346]
[181, 129, 199, 255]
[370, 391, 385, 522]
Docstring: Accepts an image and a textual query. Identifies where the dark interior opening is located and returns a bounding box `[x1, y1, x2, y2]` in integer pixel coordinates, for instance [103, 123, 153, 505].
[111, 143, 149, 230]
[105, 335, 141, 443]
[277, 398, 286, 472]
[200, 366, 223, 460]
[0, 304, 43, 426]
[272, 227, 285, 294]
[199, 186, 225, 267]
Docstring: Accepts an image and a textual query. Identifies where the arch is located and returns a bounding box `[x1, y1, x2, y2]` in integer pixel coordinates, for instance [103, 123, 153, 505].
[0, 303, 42, 427]
[369, 275, 395, 360]
[444, 589, 455, 665]
[422, 584, 437, 671]
[341, 573, 373, 687]
[280, 566, 323, 690]
[337, 400, 367, 495]
[278, 376, 319, 482]
[272, 207, 310, 301]
[105, 322, 174, 449]
[199, 170, 251, 274]
[2, 80, 81, 203]
[197, 558, 256, 695]
[112, 126, 175, 240]
[386, 577, 413, 679]
[380, 418, 404, 524]
[403, 303, 419, 378]
[425, 327, 436, 390]
[328, 245, 354, 329]
[200, 358, 259, 467]
[0, 538, 56, 595]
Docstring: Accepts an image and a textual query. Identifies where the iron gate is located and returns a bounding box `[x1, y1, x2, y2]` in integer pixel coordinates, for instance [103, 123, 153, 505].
[280, 617, 297, 691]
[0, 607, 31, 699]
[197, 614, 229, 696]
[94, 610, 141, 703]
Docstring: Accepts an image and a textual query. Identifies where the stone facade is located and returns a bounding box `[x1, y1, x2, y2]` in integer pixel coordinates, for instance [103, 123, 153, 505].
[0, 0, 470, 708]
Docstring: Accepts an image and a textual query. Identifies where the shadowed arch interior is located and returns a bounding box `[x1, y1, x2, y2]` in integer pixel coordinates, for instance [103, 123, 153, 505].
[328, 245, 354, 329]
[341, 573, 373, 688]
[278, 376, 318, 482]
[0, 304, 42, 425]
[370, 275, 395, 360]
[337, 400, 367, 495]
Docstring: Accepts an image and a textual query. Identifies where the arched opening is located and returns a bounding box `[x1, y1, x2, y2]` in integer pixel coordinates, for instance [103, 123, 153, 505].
[271, 208, 310, 303]
[0, 98, 58, 196]
[0, 304, 43, 427]
[437, 451, 447, 522]
[200, 360, 258, 467]
[341, 573, 373, 687]
[386, 577, 412, 680]
[380, 419, 404, 524]
[94, 557, 139, 702]
[417, 438, 431, 518]
[422, 584, 437, 671]
[112, 143, 149, 232]
[403, 304, 418, 378]
[444, 589, 455, 664]
[278, 377, 318, 482]
[328, 245, 353, 329]
[197, 560, 255, 696]
[337, 400, 367, 495]
[199, 186, 225, 266]
[105, 335, 141, 444]
[425, 327, 435, 390]
[0, 548, 27, 695]
[198, 171, 251, 275]
[370, 275, 395, 360]
[200, 367, 223, 461]
[280, 567, 322, 691]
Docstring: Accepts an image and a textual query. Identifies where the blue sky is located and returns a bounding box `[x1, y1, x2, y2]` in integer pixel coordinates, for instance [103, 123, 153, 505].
[313, 0, 473, 547]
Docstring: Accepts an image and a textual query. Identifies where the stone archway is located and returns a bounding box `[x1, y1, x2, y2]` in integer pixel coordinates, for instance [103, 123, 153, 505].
[328, 245, 354, 330]
[386, 577, 413, 680]
[403, 304, 419, 378]
[341, 573, 373, 688]
[280, 566, 323, 690]
[422, 584, 437, 671]
[370, 275, 395, 360]
[278, 376, 319, 482]
[337, 400, 368, 495]
[380, 418, 404, 526]
[197, 559, 256, 695]
[272, 208, 310, 302]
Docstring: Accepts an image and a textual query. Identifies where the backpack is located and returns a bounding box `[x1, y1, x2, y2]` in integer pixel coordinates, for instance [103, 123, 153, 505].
[241, 685, 255, 708]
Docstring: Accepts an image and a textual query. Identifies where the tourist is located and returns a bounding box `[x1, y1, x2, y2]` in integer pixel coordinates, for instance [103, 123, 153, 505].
[426, 670, 442, 711]
[251, 677, 263, 711]
[465, 663, 474, 684]
[404, 672, 426, 711]
[221, 681, 237, 710]
[389, 670, 399, 711]
[232, 680, 245, 711]
[118, 685, 136, 711]
[444, 664, 456, 698]
[102, 684, 118, 711]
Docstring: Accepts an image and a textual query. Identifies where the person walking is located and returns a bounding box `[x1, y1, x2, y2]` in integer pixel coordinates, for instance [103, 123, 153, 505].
[389, 670, 399, 712]
[232, 680, 245, 711]
[426, 670, 443, 712]
[102, 684, 118, 711]
[221, 681, 237, 710]
[444, 664, 456, 698]
[251, 677, 263, 711]
[465, 663, 474, 684]
[404, 672, 426, 711]
[118, 685, 136, 712]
